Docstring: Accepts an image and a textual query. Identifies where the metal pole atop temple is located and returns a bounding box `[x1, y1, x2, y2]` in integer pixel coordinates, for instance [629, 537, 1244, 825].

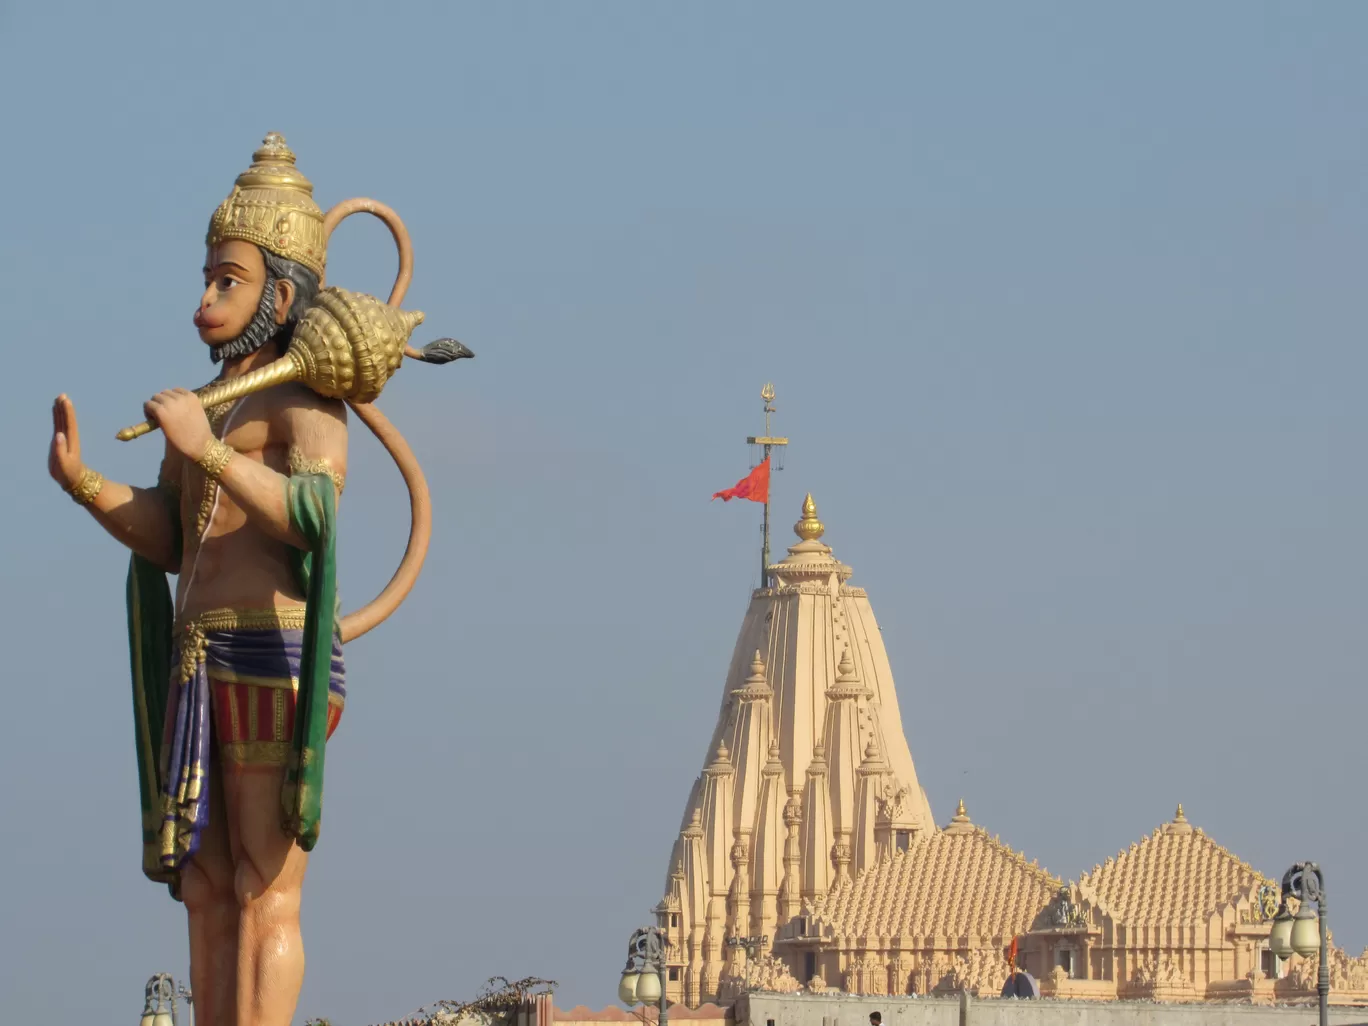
[747, 382, 787, 588]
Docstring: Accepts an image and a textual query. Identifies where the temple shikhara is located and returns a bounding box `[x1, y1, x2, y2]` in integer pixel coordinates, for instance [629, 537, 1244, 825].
[654, 490, 1368, 1008]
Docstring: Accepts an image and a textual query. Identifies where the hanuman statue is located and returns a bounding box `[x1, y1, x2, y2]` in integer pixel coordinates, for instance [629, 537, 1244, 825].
[47, 134, 469, 1026]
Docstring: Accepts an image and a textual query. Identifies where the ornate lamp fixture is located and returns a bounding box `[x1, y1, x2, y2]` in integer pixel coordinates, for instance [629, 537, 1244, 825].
[138, 974, 190, 1026]
[619, 926, 670, 1026]
[1266, 862, 1329, 1026]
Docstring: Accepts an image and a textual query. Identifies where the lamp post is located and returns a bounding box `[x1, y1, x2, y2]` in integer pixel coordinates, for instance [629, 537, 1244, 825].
[177, 980, 194, 1026]
[1267, 862, 1329, 1026]
[138, 974, 193, 1026]
[618, 926, 669, 1026]
[724, 934, 768, 992]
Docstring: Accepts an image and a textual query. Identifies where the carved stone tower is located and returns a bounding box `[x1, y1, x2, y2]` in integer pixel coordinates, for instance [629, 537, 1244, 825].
[657, 495, 935, 1005]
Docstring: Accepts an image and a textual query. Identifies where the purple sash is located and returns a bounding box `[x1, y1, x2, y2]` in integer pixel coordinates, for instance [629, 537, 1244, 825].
[158, 624, 345, 870]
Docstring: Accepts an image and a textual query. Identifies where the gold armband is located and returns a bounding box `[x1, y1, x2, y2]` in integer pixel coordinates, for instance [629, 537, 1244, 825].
[68, 467, 105, 506]
[197, 438, 236, 479]
[287, 445, 346, 494]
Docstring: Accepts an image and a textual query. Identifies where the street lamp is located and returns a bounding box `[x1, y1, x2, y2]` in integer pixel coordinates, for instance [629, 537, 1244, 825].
[139, 974, 193, 1026]
[619, 926, 669, 1026]
[139, 975, 174, 1026]
[724, 934, 767, 992]
[1266, 863, 1329, 1026]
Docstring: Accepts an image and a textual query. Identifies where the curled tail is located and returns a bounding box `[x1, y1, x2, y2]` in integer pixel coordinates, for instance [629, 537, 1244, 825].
[337, 400, 431, 643]
[325, 198, 472, 642]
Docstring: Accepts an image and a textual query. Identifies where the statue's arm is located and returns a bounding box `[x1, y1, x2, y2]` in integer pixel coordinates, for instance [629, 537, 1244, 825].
[51, 393, 180, 571]
[84, 443, 183, 572]
[212, 399, 347, 550]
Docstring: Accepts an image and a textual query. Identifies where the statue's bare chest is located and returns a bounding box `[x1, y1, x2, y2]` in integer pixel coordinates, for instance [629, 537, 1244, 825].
[178, 396, 285, 539]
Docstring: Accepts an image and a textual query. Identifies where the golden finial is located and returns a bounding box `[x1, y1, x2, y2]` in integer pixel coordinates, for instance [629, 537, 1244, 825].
[761, 381, 776, 404]
[945, 797, 974, 834]
[794, 493, 825, 541]
[1166, 801, 1193, 835]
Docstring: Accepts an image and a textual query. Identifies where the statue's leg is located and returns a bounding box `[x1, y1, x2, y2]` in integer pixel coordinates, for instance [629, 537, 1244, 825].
[224, 763, 309, 1026]
[180, 761, 238, 1026]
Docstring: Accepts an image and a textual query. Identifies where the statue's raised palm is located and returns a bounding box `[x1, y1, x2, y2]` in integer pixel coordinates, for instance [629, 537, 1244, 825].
[49, 394, 83, 490]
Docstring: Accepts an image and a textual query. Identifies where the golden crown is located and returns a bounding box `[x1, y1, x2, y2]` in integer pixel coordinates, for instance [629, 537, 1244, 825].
[206, 132, 327, 278]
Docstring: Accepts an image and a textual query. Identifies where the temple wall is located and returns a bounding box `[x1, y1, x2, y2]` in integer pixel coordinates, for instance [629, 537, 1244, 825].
[553, 1003, 731, 1026]
[739, 992, 1368, 1026]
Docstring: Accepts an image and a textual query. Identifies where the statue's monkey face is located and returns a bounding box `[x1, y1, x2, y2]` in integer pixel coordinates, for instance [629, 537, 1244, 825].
[195, 240, 294, 348]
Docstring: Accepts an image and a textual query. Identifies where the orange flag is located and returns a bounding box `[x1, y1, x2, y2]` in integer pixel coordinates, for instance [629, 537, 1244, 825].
[712, 457, 770, 503]
[1007, 936, 1019, 972]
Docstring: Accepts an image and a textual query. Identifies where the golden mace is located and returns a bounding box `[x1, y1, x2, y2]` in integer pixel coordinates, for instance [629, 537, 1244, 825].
[116, 288, 442, 440]
[116, 199, 470, 442]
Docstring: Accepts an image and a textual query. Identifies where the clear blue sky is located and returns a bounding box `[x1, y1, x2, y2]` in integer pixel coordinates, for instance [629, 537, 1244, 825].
[2, 3, 1366, 1022]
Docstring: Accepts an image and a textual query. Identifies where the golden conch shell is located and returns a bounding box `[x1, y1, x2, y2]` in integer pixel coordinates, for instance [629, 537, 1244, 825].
[116, 288, 424, 440]
[289, 287, 424, 403]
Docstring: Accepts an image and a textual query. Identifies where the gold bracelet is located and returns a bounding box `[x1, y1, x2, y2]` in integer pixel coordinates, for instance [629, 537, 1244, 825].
[68, 467, 105, 506]
[197, 438, 236, 479]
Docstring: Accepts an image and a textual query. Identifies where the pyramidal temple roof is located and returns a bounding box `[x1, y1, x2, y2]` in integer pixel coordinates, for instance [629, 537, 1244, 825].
[660, 496, 937, 1005]
[799, 799, 1061, 943]
[1076, 804, 1276, 926]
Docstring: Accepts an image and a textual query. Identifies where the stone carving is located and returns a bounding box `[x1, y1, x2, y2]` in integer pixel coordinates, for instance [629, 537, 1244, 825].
[1285, 955, 1318, 991]
[1132, 956, 1189, 987]
[946, 947, 1012, 996]
[1257, 882, 1279, 921]
[757, 581, 847, 596]
[876, 783, 911, 823]
[1049, 886, 1088, 929]
[1241, 883, 1282, 924]
[1285, 934, 1368, 992]
[886, 954, 914, 996]
[843, 953, 887, 995]
[746, 954, 803, 994]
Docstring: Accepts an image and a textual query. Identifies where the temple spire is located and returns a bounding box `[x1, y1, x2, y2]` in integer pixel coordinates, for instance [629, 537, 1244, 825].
[661, 497, 934, 1006]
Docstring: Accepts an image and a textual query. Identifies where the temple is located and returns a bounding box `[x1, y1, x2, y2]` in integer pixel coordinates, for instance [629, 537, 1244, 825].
[654, 495, 1368, 1007]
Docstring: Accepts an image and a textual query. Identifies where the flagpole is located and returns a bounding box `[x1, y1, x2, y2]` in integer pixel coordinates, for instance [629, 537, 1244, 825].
[748, 382, 787, 588]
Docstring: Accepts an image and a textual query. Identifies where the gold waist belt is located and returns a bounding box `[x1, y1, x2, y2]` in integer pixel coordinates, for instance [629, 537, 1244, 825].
[174, 606, 311, 683]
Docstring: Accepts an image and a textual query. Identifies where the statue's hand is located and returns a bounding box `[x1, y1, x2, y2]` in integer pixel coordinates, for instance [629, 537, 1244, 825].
[144, 388, 214, 461]
[49, 394, 84, 490]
